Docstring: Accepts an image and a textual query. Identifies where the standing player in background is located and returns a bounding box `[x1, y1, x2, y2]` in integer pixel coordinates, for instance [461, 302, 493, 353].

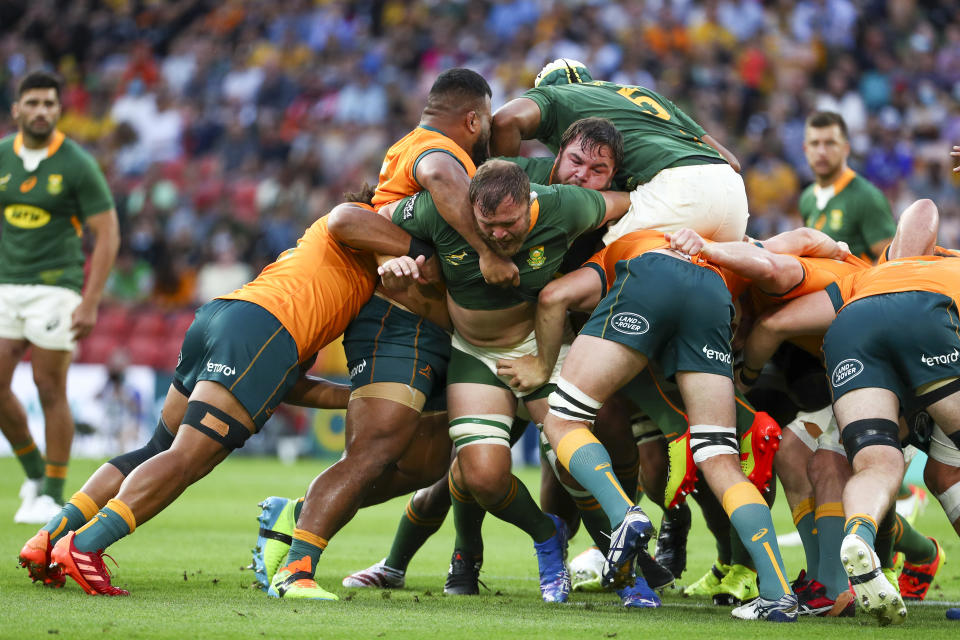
[800, 111, 895, 261]
[0, 71, 119, 524]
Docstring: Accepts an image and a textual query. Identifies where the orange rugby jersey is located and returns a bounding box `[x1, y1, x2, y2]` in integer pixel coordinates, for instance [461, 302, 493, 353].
[832, 255, 960, 311]
[585, 230, 739, 296]
[754, 254, 870, 303]
[372, 126, 477, 209]
[219, 216, 377, 362]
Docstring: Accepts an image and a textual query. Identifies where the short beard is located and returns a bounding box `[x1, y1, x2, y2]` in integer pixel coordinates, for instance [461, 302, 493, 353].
[471, 135, 490, 166]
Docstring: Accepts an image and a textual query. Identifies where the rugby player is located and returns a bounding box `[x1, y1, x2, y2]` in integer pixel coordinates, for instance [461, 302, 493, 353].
[0, 71, 119, 523]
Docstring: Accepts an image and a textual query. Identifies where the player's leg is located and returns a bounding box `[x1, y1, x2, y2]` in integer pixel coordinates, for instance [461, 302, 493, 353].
[29, 347, 73, 510]
[807, 448, 853, 612]
[677, 371, 795, 621]
[0, 336, 45, 521]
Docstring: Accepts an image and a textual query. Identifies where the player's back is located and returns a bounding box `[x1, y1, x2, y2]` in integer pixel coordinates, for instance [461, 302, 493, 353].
[835, 255, 960, 310]
[220, 216, 377, 361]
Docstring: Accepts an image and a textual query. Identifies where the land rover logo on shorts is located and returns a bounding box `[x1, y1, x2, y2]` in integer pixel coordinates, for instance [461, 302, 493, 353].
[831, 358, 863, 387]
[610, 312, 649, 335]
[4, 204, 50, 229]
[527, 245, 545, 269]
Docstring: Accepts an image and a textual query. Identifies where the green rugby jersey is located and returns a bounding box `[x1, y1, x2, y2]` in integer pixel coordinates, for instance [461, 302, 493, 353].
[392, 182, 604, 310]
[502, 156, 555, 184]
[522, 81, 724, 190]
[799, 168, 894, 261]
[0, 132, 114, 292]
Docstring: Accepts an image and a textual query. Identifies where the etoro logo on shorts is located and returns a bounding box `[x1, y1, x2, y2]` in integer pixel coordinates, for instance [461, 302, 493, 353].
[349, 359, 367, 378]
[831, 358, 863, 387]
[921, 348, 959, 367]
[610, 312, 649, 335]
[206, 361, 236, 376]
[702, 345, 731, 364]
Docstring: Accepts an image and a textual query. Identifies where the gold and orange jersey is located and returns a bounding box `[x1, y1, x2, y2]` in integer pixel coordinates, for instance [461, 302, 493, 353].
[585, 230, 739, 295]
[220, 216, 377, 362]
[833, 255, 960, 311]
[372, 126, 477, 209]
[754, 254, 870, 304]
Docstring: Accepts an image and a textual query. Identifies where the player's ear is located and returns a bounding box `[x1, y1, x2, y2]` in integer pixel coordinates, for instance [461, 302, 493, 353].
[465, 110, 479, 134]
[10, 101, 18, 118]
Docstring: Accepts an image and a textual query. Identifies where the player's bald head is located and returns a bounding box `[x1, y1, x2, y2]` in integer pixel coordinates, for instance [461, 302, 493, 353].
[424, 68, 492, 117]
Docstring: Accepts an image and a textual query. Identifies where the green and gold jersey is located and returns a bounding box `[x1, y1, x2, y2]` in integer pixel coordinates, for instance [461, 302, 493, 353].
[502, 156, 555, 184]
[799, 168, 894, 262]
[393, 182, 605, 310]
[522, 81, 724, 190]
[0, 132, 114, 292]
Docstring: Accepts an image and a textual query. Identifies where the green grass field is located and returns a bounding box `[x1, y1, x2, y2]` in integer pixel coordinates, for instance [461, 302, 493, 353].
[2, 456, 960, 639]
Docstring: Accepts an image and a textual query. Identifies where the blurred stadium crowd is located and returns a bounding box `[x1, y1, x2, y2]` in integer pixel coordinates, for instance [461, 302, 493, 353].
[0, 0, 958, 367]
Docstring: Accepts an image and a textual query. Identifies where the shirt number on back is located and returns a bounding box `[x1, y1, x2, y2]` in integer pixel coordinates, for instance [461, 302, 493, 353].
[616, 87, 670, 121]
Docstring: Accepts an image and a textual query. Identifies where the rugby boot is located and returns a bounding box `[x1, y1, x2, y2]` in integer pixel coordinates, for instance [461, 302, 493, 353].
[789, 569, 811, 599]
[570, 546, 605, 592]
[18, 529, 64, 587]
[654, 502, 691, 579]
[342, 559, 406, 589]
[731, 592, 798, 622]
[712, 563, 758, 606]
[683, 562, 730, 598]
[899, 537, 944, 601]
[664, 431, 697, 510]
[443, 549, 483, 595]
[795, 576, 855, 616]
[250, 496, 296, 590]
[841, 534, 906, 626]
[268, 557, 338, 600]
[739, 411, 781, 493]
[49, 531, 128, 596]
[617, 573, 661, 608]
[602, 506, 653, 589]
[534, 513, 571, 603]
[636, 550, 674, 591]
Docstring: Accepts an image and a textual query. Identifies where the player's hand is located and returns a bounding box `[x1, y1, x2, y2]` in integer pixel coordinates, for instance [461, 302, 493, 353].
[496, 354, 548, 393]
[952, 145, 960, 172]
[378, 256, 427, 291]
[420, 254, 443, 285]
[834, 241, 851, 261]
[71, 300, 98, 340]
[479, 251, 520, 288]
[666, 228, 705, 256]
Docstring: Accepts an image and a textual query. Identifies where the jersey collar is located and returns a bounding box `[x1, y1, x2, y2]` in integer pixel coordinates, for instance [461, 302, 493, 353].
[814, 166, 856, 199]
[13, 130, 66, 159]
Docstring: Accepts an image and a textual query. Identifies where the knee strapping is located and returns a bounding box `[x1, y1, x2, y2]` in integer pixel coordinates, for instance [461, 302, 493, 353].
[689, 424, 738, 464]
[937, 482, 960, 523]
[630, 412, 663, 445]
[182, 401, 252, 451]
[108, 417, 175, 476]
[841, 418, 900, 464]
[448, 414, 513, 451]
[548, 377, 601, 425]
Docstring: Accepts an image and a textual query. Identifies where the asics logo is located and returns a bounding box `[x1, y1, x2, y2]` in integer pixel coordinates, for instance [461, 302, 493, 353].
[206, 361, 236, 376]
[921, 348, 959, 366]
[751, 528, 768, 541]
[831, 358, 863, 387]
[701, 345, 731, 363]
[349, 359, 367, 378]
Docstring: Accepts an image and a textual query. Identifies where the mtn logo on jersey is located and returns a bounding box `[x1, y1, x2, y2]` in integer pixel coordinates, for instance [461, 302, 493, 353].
[610, 312, 649, 335]
[443, 250, 470, 265]
[831, 358, 863, 387]
[4, 204, 50, 229]
[701, 345, 731, 364]
[527, 245, 546, 269]
[921, 349, 960, 367]
[206, 361, 236, 376]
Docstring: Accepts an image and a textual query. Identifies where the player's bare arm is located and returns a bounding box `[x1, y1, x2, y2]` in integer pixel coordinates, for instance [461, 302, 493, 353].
[415, 151, 519, 287]
[702, 134, 741, 173]
[327, 202, 420, 258]
[490, 97, 542, 157]
[887, 198, 939, 259]
[283, 375, 350, 410]
[497, 266, 603, 393]
[598, 190, 631, 225]
[760, 227, 850, 260]
[72, 208, 119, 340]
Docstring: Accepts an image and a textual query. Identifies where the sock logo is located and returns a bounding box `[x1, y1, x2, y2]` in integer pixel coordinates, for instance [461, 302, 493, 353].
[751, 528, 768, 541]
[594, 462, 611, 471]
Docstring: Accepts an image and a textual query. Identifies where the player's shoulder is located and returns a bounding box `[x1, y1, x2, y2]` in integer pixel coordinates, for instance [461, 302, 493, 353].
[57, 136, 100, 167]
[0, 133, 15, 154]
[848, 172, 885, 196]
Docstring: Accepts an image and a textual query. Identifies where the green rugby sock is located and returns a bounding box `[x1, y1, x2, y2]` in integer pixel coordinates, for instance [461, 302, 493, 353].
[815, 503, 847, 598]
[384, 494, 447, 572]
[487, 475, 555, 543]
[893, 513, 936, 564]
[730, 527, 754, 568]
[73, 499, 135, 553]
[42, 461, 68, 503]
[449, 473, 485, 562]
[43, 491, 99, 544]
[294, 497, 304, 521]
[279, 529, 327, 578]
[845, 513, 878, 548]
[574, 495, 611, 553]
[12, 439, 44, 479]
[556, 428, 633, 528]
[875, 509, 897, 568]
[791, 498, 819, 578]
[724, 482, 790, 600]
